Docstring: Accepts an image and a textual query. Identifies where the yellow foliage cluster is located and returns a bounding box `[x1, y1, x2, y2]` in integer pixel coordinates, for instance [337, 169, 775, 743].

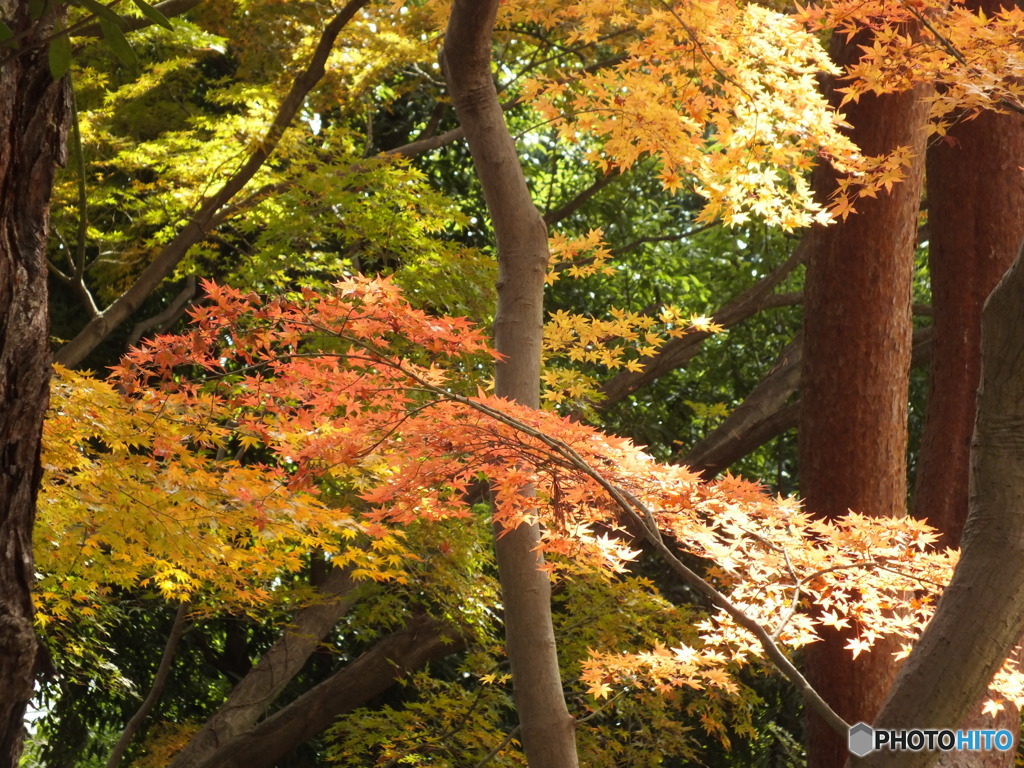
[37, 366, 411, 631]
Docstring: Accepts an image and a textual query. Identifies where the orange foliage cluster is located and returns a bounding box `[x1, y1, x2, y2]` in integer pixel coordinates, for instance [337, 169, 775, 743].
[500, 0, 1024, 225]
[40, 277, 1024, 707]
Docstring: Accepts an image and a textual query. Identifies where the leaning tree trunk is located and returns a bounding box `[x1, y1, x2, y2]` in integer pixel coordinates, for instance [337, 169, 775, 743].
[799, 30, 929, 768]
[0, 2, 71, 765]
[858, 238, 1024, 768]
[914, 102, 1024, 768]
[443, 3, 580, 767]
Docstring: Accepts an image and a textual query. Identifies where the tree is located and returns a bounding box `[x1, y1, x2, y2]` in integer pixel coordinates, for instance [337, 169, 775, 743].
[915, 111, 1024, 550]
[798, 30, 929, 768]
[0, 1, 69, 764]
[912, 61, 1024, 768]
[859, 240, 1024, 768]
[443, 1, 580, 766]
[14, 0, 1024, 766]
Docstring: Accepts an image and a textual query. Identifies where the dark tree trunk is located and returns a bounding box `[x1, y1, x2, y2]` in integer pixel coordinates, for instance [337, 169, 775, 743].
[444, 3, 580, 766]
[0, 2, 70, 764]
[799, 31, 928, 768]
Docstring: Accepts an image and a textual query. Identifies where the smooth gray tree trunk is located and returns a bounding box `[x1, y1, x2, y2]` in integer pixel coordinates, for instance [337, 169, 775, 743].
[855, 242, 1024, 768]
[443, 3, 580, 766]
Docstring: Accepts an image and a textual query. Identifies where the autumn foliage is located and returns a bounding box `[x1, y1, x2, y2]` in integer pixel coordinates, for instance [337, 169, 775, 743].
[35, 277, 1024, 716]
[14, 0, 1024, 761]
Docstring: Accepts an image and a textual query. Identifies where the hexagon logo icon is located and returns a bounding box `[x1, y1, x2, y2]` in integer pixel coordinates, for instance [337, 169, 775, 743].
[849, 722, 875, 757]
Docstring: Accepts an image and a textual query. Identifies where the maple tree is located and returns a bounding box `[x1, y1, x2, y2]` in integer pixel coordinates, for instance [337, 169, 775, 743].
[4, 0, 1024, 766]
[40, 277, 997, 759]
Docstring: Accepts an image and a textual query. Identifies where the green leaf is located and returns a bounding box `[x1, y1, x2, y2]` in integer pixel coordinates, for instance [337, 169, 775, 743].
[131, 0, 173, 30]
[99, 17, 137, 69]
[47, 26, 71, 79]
[0, 20, 16, 49]
[75, 0, 127, 27]
[28, 0, 46, 21]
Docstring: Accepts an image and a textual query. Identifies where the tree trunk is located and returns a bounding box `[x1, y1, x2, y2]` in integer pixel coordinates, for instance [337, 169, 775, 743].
[0, 3, 70, 764]
[799, 31, 928, 768]
[915, 105, 1024, 768]
[916, 107, 1024, 547]
[443, 3, 580, 767]
[858, 240, 1024, 768]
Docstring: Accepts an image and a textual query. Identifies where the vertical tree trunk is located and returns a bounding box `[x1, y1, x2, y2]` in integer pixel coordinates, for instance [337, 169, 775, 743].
[915, 97, 1024, 548]
[0, 2, 70, 765]
[914, 104, 1024, 768]
[443, 3, 580, 767]
[799, 31, 928, 768]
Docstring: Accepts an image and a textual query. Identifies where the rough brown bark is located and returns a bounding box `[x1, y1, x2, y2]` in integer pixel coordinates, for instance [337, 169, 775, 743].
[444, 3, 580, 766]
[0, 3, 70, 764]
[799, 31, 929, 768]
[857, 242, 1024, 768]
[915, 111, 1024, 546]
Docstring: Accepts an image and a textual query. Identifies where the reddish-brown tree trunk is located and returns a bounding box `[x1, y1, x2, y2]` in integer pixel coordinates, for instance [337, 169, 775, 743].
[915, 113, 1024, 547]
[444, 3, 580, 767]
[799, 32, 928, 768]
[0, 2, 70, 764]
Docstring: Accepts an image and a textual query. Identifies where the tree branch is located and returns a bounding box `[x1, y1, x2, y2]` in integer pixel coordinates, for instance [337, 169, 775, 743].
[106, 601, 190, 768]
[397, 378, 850, 738]
[543, 170, 620, 226]
[599, 239, 808, 407]
[73, 0, 205, 39]
[126, 276, 197, 348]
[191, 614, 463, 768]
[169, 565, 361, 768]
[54, 0, 369, 367]
[680, 326, 934, 477]
[681, 334, 803, 477]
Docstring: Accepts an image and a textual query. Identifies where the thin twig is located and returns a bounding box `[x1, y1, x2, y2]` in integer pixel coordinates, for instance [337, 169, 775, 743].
[472, 725, 522, 768]
[68, 73, 101, 319]
[106, 601, 190, 768]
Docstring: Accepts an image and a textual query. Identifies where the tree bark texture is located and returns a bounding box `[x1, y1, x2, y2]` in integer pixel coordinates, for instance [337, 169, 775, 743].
[918, 105, 1024, 768]
[915, 112, 1024, 547]
[799, 31, 929, 768]
[0, 3, 70, 765]
[444, 4, 580, 767]
[858, 243, 1024, 768]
